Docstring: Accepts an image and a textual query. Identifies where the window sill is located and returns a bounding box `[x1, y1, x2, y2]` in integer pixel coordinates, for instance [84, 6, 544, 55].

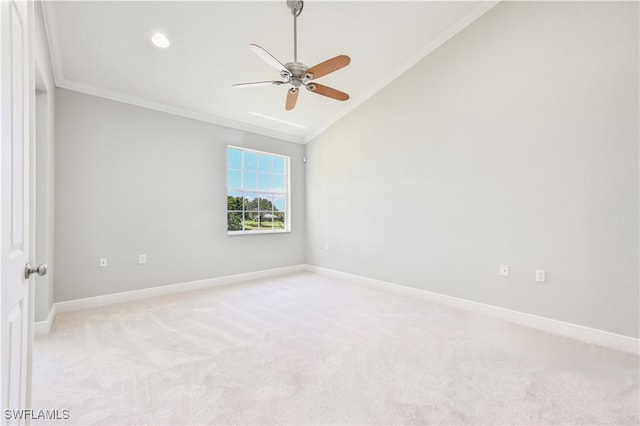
[227, 230, 291, 236]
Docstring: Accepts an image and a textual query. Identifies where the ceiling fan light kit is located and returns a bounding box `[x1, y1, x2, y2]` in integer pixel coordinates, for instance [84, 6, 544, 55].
[233, 0, 351, 111]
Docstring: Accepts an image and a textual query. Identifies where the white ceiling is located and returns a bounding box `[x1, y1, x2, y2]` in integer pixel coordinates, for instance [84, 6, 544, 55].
[42, 1, 497, 144]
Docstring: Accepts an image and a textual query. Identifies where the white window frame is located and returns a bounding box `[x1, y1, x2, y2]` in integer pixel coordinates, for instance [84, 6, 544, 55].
[226, 145, 291, 235]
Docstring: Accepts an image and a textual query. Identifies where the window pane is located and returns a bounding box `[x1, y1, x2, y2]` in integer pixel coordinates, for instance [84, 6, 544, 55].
[273, 212, 285, 229]
[259, 155, 272, 173]
[260, 212, 275, 230]
[243, 172, 257, 190]
[243, 151, 257, 171]
[257, 195, 273, 212]
[273, 157, 286, 174]
[227, 212, 243, 231]
[260, 194, 273, 213]
[244, 212, 259, 231]
[228, 148, 242, 169]
[272, 174, 286, 193]
[227, 191, 244, 210]
[273, 194, 286, 211]
[258, 173, 271, 191]
[245, 193, 258, 211]
[228, 170, 241, 190]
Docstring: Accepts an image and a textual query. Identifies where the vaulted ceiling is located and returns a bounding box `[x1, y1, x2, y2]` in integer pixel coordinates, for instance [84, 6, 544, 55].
[42, 1, 497, 144]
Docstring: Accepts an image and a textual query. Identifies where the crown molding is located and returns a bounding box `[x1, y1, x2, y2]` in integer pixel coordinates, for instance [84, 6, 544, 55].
[305, 1, 501, 143]
[40, 0, 63, 86]
[41, 1, 305, 144]
[41, 1, 500, 145]
[56, 78, 306, 144]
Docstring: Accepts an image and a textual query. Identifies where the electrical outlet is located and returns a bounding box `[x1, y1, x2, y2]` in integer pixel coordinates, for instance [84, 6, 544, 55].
[99, 258, 108, 268]
[139, 254, 146, 265]
[500, 265, 509, 277]
[536, 270, 546, 283]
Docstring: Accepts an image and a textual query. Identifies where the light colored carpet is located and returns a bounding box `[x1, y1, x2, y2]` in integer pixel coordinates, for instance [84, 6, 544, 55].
[33, 272, 639, 425]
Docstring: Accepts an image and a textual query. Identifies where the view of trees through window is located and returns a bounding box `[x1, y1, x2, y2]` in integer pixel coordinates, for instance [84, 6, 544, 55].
[227, 147, 288, 232]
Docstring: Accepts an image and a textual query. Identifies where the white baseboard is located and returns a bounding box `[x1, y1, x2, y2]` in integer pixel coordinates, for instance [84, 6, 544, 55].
[36, 263, 640, 356]
[304, 264, 640, 356]
[36, 265, 306, 334]
[34, 303, 57, 336]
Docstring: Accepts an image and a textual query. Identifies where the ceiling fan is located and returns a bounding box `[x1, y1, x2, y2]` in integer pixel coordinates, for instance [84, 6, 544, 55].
[233, 0, 351, 111]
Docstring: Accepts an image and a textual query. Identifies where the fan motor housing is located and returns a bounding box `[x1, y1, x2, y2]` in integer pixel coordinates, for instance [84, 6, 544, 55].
[285, 61, 309, 87]
[285, 61, 308, 78]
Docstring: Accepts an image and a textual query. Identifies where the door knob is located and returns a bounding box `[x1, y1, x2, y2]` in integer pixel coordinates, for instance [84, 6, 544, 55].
[25, 263, 47, 279]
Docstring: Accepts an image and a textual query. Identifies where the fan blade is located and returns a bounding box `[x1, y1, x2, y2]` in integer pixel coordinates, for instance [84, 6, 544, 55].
[306, 83, 349, 101]
[250, 44, 291, 78]
[233, 81, 286, 88]
[305, 55, 350, 80]
[286, 88, 299, 110]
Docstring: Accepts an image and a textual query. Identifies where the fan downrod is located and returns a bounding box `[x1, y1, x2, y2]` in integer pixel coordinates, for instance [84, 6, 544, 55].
[287, 0, 303, 62]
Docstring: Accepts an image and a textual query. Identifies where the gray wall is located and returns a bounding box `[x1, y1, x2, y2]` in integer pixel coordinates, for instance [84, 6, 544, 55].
[305, 1, 639, 338]
[34, 0, 56, 322]
[55, 89, 305, 302]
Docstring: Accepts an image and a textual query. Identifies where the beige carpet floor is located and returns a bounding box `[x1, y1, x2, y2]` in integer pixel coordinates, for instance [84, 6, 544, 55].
[33, 272, 639, 425]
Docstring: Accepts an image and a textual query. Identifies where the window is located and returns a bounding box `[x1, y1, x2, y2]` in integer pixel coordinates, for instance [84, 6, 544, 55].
[227, 146, 289, 234]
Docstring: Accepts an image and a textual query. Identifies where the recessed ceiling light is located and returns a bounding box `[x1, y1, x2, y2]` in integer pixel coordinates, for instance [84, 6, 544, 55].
[151, 33, 170, 49]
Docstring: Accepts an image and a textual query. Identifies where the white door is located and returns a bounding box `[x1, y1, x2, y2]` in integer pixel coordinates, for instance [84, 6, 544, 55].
[1, 0, 34, 420]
